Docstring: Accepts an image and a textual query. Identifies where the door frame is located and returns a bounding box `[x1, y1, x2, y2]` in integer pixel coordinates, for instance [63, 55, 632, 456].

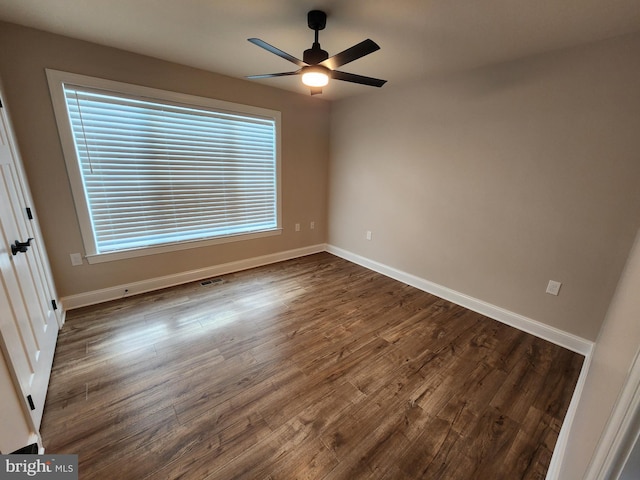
[585, 348, 640, 479]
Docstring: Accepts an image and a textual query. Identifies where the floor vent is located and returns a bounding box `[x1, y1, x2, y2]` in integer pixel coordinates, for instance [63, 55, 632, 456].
[200, 277, 223, 286]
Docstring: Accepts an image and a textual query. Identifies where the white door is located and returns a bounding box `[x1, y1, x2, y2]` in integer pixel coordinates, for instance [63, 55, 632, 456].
[0, 97, 60, 432]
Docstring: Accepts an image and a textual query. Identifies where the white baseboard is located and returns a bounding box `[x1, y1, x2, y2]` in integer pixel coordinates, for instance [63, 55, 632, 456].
[324, 245, 594, 480]
[61, 241, 594, 479]
[61, 244, 326, 310]
[64, 241, 593, 356]
[325, 245, 593, 356]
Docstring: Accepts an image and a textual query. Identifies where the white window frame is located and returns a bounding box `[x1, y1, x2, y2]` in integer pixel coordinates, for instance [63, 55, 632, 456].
[46, 69, 282, 264]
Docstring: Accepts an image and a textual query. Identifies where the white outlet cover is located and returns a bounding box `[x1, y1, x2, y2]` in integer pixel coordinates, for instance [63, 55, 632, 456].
[70, 253, 83, 266]
[546, 280, 562, 296]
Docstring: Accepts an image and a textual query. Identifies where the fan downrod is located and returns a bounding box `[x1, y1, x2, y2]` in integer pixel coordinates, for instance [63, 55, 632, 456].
[304, 10, 329, 65]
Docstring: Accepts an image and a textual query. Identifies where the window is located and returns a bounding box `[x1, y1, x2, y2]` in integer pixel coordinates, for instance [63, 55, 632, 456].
[47, 70, 281, 263]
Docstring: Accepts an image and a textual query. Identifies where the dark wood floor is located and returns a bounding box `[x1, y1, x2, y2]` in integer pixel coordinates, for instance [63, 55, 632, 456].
[41, 252, 584, 479]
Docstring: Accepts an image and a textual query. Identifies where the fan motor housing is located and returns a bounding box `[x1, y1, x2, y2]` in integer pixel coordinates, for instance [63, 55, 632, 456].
[304, 45, 329, 65]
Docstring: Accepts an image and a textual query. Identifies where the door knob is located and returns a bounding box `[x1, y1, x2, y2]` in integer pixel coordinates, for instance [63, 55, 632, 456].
[11, 238, 34, 256]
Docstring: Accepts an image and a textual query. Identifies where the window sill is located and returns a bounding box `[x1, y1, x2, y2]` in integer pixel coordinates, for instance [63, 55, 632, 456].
[85, 228, 282, 264]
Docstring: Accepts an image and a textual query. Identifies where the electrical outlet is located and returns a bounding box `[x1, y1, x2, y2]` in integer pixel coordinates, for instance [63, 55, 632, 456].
[295, 223, 300, 232]
[546, 280, 562, 296]
[70, 253, 83, 266]
[310, 221, 315, 230]
[366, 230, 372, 241]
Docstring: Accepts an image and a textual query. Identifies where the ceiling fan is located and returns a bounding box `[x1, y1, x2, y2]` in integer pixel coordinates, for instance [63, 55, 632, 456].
[246, 10, 387, 95]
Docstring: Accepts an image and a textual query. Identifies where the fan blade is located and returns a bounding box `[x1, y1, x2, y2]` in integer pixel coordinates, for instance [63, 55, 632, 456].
[332, 70, 387, 87]
[320, 39, 380, 70]
[248, 38, 307, 67]
[246, 71, 301, 80]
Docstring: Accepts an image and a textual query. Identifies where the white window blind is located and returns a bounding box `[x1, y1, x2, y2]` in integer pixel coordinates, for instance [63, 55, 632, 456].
[58, 83, 278, 256]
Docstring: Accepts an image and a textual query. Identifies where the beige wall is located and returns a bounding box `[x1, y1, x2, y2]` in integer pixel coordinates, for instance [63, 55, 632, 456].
[2, 17, 640, 477]
[560, 229, 640, 479]
[329, 33, 640, 341]
[0, 22, 329, 298]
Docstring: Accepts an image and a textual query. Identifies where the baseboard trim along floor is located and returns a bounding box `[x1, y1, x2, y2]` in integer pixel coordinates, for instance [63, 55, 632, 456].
[59, 244, 593, 479]
[324, 245, 594, 480]
[61, 244, 326, 310]
[325, 245, 593, 357]
[63, 242, 593, 356]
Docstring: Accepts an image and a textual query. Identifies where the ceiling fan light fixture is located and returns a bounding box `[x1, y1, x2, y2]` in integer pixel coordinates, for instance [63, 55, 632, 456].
[301, 66, 330, 87]
[246, 10, 386, 93]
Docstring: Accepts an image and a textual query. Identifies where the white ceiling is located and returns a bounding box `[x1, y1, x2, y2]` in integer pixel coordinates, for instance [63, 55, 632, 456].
[1, 0, 639, 100]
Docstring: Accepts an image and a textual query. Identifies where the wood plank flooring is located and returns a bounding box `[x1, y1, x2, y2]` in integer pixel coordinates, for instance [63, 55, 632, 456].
[40, 252, 584, 479]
